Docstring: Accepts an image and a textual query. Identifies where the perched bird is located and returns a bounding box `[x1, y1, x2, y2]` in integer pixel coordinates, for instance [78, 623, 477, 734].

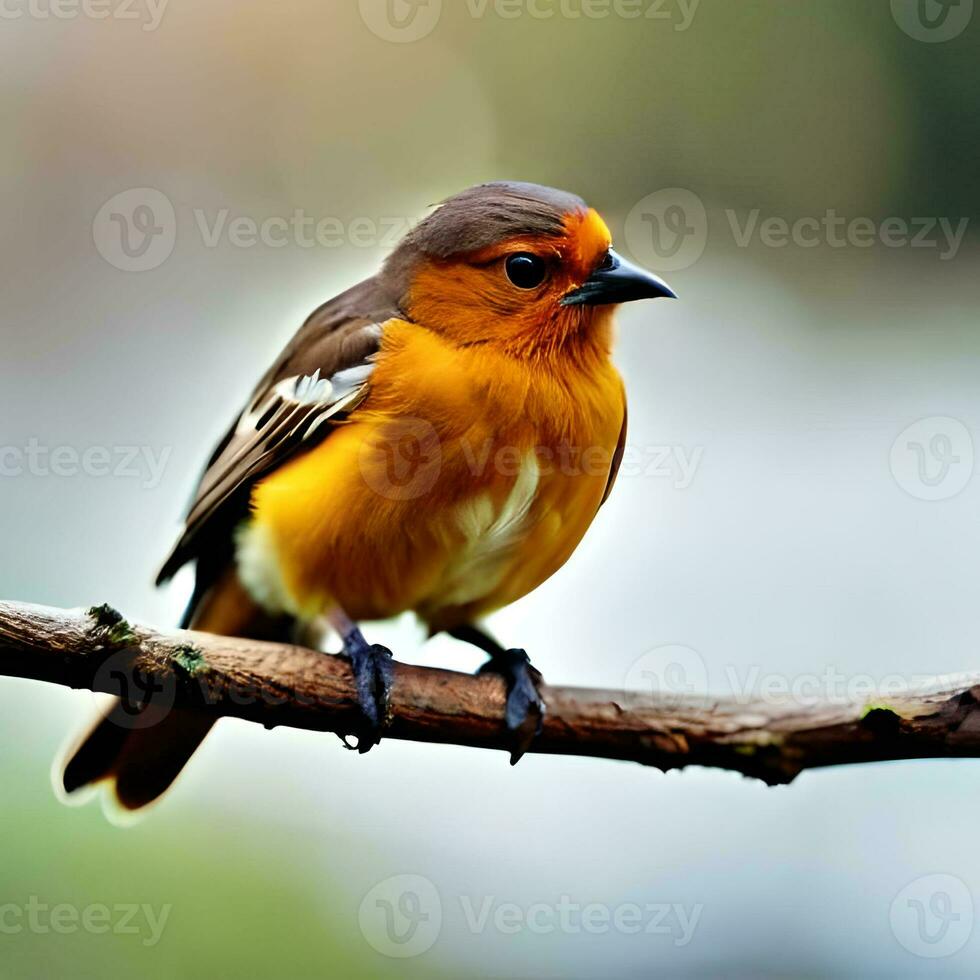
[58, 181, 674, 815]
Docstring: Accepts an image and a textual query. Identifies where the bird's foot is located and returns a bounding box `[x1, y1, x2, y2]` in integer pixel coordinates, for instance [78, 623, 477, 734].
[343, 632, 394, 753]
[478, 648, 546, 765]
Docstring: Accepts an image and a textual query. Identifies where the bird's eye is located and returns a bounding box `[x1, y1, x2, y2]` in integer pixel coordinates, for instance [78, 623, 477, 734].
[505, 253, 548, 290]
[597, 250, 616, 271]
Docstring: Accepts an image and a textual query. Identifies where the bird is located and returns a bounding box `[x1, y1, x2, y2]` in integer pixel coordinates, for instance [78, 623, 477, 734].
[57, 181, 675, 816]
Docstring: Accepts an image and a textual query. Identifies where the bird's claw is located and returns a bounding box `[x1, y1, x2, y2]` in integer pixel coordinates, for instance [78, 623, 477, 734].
[346, 642, 394, 753]
[478, 648, 545, 765]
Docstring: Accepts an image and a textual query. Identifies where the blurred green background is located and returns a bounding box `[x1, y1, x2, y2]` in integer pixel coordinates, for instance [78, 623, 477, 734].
[1, 1, 979, 977]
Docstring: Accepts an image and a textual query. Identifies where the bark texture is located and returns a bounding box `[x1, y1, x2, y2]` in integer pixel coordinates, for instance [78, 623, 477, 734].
[3, 599, 980, 784]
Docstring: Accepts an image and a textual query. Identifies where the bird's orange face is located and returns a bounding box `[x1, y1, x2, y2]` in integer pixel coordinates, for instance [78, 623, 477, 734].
[403, 207, 672, 357]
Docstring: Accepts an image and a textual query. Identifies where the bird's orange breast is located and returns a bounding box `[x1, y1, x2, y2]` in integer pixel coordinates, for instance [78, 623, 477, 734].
[240, 317, 625, 629]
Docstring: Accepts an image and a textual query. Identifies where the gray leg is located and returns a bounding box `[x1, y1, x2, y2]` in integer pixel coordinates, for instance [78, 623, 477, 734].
[448, 624, 546, 765]
[329, 609, 394, 753]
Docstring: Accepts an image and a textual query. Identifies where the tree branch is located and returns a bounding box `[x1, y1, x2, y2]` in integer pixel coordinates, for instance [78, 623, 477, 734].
[3, 599, 980, 784]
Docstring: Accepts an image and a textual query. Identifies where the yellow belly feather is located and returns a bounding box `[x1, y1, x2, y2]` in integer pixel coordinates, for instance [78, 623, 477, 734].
[238, 319, 624, 629]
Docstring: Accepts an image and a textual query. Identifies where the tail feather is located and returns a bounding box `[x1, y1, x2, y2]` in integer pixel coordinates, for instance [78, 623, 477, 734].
[60, 703, 217, 817]
[61, 699, 137, 795]
[111, 707, 218, 812]
[58, 568, 290, 819]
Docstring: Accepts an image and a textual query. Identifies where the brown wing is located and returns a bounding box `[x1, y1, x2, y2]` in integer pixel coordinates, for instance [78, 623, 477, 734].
[156, 275, 403, 590]
[600, 399, 628, 508]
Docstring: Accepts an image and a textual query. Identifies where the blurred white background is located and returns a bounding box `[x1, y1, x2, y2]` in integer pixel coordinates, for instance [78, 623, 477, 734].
[1, 1, 979, 977]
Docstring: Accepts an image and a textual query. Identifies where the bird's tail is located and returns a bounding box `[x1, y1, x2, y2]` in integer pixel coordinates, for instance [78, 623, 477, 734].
[56, 570, 287, 821]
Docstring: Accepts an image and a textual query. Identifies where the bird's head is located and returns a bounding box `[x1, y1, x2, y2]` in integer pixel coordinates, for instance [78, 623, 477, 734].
[385, 182, 675, 357]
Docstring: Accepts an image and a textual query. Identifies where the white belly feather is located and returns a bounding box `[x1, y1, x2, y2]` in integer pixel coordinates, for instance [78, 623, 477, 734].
[236, 451, 542, 619]
[435, 452, 541, 607]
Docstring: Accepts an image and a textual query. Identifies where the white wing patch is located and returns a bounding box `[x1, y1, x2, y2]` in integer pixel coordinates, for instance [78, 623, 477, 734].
[286, 370, 333, 404]
[230, 362, 379, 617]
[236, 362, 377, 438]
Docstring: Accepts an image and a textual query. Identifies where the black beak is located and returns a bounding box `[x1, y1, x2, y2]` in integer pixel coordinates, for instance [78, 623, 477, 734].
[561, 249, 677, 307]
